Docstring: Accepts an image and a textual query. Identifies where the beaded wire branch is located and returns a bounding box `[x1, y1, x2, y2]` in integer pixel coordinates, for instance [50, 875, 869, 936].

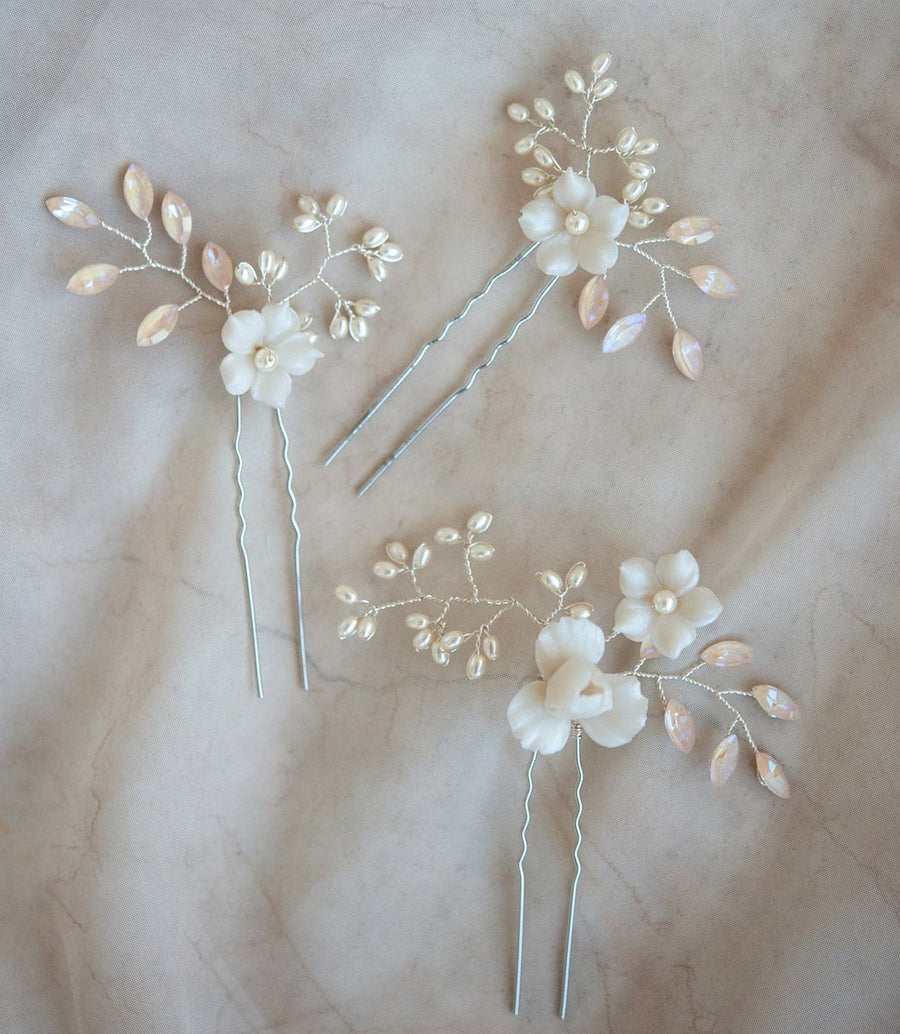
[325, 50, 739, 496]
[46, 166, 403, 696]
[337, 512, 798, 1018]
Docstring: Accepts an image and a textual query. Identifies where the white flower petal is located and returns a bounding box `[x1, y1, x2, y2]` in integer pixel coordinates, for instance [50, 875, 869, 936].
[652, 613, 697, 659]
[535, 232, 578, 276]
[577, 232, 619, 275]
[250, 368, 292, 408]
[219, 352, 256, 395]
[222, 309, 264, 354]
[619, 557, 657, 598]
[518, 198, 564, 242]
[552, 168, 596, 211]
[677, 586, 723, 628]
[507, 681, 573, 755]
[656, 550, 700, 595]
[262, 302, 300, 344]
[544, 657, 612, 720]
[613, 599, 654, 641]
[535, 616, 606, 681]
[276, 333, 325, 376]
[581, 674, 648, 747]
[588, 195, 630, 238]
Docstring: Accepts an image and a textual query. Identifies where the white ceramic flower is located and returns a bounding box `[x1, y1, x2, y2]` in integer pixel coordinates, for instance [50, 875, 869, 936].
[613, 550, 722, 659]
[518, 168, 630, 277]
[219, 303, 324, 408]
[506, 617, 648, 755]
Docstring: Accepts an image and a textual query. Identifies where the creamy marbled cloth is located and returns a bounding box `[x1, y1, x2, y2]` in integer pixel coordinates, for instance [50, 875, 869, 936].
[3, 1, 899, 1031]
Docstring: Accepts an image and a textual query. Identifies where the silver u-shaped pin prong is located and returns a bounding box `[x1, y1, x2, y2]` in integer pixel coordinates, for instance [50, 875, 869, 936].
[275, 408, 310, 691]
[560, 723, 585, 1020]
[323, 243, 539, 469]
[355, 275, 559, 497]
[514, 751, 539, 1016]
[234, 396, 264, 699]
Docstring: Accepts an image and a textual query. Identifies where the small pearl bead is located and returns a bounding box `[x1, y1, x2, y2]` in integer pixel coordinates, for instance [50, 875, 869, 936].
[253, 346, 278, 371]
[652, 589, 678, 615]
[565, 210, 590, 236]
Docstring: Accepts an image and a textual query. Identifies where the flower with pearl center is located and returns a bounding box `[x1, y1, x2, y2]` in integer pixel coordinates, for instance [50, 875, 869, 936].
[613, 550, 723, 659]
[506, 617, 648, 755]
[518, 168, 630, 277]
[219, 303, 324, 409]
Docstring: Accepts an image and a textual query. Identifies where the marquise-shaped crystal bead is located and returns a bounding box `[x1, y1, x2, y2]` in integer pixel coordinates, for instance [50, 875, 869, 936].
[756, 752, 790, 798]
[672, 329, 703, 380]
[66, 263, 119, 295]
[700, 640, 754, 668]
[690, 265, 740, 299]
[664, 700, 696, 753]
[136, 304, 179, 346]
[602, 312, 646, 354]
[752, 685, 800, 720]
[46, 196, 100, 229]
[201, 242, 233, 290]
[160, 191, 192, 244]
[578, 275, 610, 330]
[123, 164, 154, 219]
[666, 216, 721, 245]
[709, 734, 739, 787]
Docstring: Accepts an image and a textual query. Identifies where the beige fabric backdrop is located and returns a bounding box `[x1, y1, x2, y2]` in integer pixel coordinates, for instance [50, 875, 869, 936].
[3, 1, 899, 1031]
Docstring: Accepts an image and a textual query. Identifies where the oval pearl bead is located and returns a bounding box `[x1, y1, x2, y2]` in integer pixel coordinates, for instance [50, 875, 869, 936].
[362, 226, 389, 248]
[431, 643, 450, 666]
[440, 630, 463, 652]
[578, 276, 609, 330]
[366, 256, 387, 282]
[506, 102, 529, 122]
[564, 69, 585, 94]
[566, 603, 593, 619]
[66, 263, 119, 295]
[335, 584, 359, 604]
[354, 299, 380, 318]
[235, 262, 256, 285]
[405, 613, 429, 630]
[356, 615, 377, 641]
[373, 561, 400, 579]
[521, 168, 546, 186]
[538, 570, 564, 593]
[337, 617, 358, 639]
[709, 734, 739, 787]
[412, 629, 435, 652]
[627, 160, 655, 180]
[592, 78, 617, 100]
[412, 543, 432, 568]
[483, 635, 499, 661]
[672, 329, 703, 381]
[633, 138, 659, 156]
[466, 652, 486, 680]
[591, 52, 612, 75]
[330, 313, 348, 340]
[533, 96, 554, 120]
[434, 527, 462, 544]
[641, 196, 668, 216]
[627, 210, 652, 230]
[514, 135, 535, 155]
[325, 193, 348, 218]
[386, 541, 409, 564]
[292, 214, 319, 233]
[622, 179, 647, 203]
[349, 316, 368, 342]
[615, 126, 637, 154]
[566, 562, 587, 589]
[377, 242, 403, 262]
[467, 511, 493, 533]
[469, 542, 495, 561]
[297, 195, 319, 214]
[533, 146, 554, 168]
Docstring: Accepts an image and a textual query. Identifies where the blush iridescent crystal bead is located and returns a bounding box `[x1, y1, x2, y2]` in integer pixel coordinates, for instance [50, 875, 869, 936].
[690, 265, 740, 299]
[701, 640, 754, 668]
[756, 752, 790, 798]
[66, 263, 119, 295]
[709, 733, 739, 787]
[672, 329, 703, 381]
[136, 304, 179, 347]
[602, 312, 646, 354]
[578, 275, 610, 329]
[666, 216, 721, 245]
[123, 163, 154, 220]
[752, 685, 800, 720]
[664, 700, 696, 753]
[46, 196, 100, 229]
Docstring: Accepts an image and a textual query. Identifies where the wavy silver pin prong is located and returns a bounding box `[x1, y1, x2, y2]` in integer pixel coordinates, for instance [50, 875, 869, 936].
[326, 50, 739, 495]
[338, 517, 797, 1015]
[48, 167, 403, 695]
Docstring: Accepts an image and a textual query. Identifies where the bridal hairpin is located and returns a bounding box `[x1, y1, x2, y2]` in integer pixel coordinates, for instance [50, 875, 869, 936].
[326, 51, 739, 496]
[47, 166, 402, 696]
[336, 512, 798, 1017]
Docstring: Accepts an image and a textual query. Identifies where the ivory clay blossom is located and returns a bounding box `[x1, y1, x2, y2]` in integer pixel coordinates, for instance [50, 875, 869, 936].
[220, 302, 323, 409]
[507, 616, 648, 754]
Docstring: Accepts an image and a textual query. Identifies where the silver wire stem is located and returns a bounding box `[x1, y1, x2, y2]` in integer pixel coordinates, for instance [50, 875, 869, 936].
[275, 409, 309, 691]
[355, 275, 559, 497]
[514, 751, 538, 1016]
[234, 396, 263, 699]
[560, 724, 584, 1020]
[323, 243, 539, 467]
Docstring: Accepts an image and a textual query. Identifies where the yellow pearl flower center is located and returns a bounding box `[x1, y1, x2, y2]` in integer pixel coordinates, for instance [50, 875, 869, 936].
[652, 589, 678, 615]
[565, 210, 590, 236]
